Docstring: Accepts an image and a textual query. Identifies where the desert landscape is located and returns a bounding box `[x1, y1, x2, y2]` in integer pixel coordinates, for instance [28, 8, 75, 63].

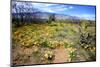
[12, 1, 96, 66]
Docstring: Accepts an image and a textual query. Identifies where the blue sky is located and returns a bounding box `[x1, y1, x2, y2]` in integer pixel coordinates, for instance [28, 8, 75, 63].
[32, 3, 96, 20]
[12, 2, 96, 20]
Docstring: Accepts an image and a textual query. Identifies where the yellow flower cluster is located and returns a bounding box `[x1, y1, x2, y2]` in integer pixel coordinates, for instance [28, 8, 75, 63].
[44, 51, 54, 59]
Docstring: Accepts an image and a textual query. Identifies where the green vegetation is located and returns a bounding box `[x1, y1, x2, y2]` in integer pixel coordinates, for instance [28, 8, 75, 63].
[12, 20, 96, 65]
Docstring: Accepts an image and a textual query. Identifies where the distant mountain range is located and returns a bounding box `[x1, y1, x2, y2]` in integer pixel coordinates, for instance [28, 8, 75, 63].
[12, 12, 93, 21]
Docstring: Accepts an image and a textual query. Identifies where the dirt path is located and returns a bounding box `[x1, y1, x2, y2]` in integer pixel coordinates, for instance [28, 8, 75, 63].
[53, 46, 69, 63]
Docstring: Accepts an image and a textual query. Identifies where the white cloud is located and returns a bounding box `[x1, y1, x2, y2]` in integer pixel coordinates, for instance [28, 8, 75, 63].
[41, 7, 55, 13]
[75, 14, 95, 20]
[82, 14, 95, 17]
[69, 6, 73, 9]
[51, 7, 68, 12]
[22, 2, 75, 14]
[31, 3, 69, 13]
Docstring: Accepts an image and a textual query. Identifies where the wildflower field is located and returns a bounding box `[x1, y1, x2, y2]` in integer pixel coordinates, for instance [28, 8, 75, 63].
[12, 20, 96, 65]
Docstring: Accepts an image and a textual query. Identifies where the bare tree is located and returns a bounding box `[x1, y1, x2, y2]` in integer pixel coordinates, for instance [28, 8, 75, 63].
[12, 1, 40, 26]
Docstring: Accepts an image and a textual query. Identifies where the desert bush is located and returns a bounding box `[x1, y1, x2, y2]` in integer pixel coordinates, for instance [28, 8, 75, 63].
[79, 29, 96, 60]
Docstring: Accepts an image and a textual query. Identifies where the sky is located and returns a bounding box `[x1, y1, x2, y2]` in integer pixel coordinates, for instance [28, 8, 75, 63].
[12, 2, 96, 20]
